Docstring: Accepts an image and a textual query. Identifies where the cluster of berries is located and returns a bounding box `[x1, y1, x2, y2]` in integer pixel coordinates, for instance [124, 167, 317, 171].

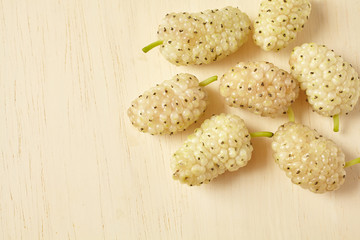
[128, 1, 360, 193]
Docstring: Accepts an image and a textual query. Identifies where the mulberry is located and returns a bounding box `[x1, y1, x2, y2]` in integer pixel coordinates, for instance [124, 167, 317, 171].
[143, 7, 251, 66]
[127, 74, 217, 135]
[253, 0, 311, 51]
[171, 113, 273, 186]
[290, 43, 360, 131]
[219, 61, 299, 117]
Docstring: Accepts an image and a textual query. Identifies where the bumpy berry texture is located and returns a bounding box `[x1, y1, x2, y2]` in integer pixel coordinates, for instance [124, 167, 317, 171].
[253, 0, 311, 51]
[171, 113, 253, 186]
[272, 122, 346, 193]
[127, 73, 207, 135]
[157, 6, 251, 66]
[290, 43, 360, 116]
[219, 61, 299, 117]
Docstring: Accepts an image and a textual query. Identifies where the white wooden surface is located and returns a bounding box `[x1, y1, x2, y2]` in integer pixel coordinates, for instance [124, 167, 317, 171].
[1, 0, 360, 239]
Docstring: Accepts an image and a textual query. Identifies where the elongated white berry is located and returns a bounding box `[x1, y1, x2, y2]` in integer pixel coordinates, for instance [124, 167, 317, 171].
[253, 0, 311, 51]
[272, 122, 346, 193]
[144, 6, 251, 66]
[219, 61, 299, 117]
[290, 43, 360, 119]
[171, 113, 253, 186]
[127, 73, 212, 135]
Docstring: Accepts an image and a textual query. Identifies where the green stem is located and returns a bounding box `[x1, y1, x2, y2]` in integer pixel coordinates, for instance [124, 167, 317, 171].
[142, 40, 163, 53]
[199, 76, 218, 87]
[250, 131, 274, 138]
[287, 106, 295, 123]
[345, 157, 360, 168]
[333, 114, 339, 132]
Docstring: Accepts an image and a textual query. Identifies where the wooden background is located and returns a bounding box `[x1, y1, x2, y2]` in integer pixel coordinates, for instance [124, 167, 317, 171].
[1, 0, 360, 239]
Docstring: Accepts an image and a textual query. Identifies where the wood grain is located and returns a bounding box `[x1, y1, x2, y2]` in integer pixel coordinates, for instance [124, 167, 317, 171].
[1, 0, 360, 239]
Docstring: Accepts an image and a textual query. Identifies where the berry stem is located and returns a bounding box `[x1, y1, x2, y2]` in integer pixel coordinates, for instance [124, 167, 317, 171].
[142, 40, 163, 53]
[287, 106, 295, 122]
[345, 157, 360, 168]
[250, 131, 274, 138]
[199, 76, 218, 87]
[333, 114, 339, 132]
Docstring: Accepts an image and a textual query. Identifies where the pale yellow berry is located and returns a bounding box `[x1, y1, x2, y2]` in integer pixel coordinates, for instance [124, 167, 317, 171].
[253, 0, 311, 51]
[127, 73, 207, 135]
[219, 61, 299, 117]
[290, 43, 360, 116]
[272, 122, 346, 193]
[171, 114, 253, 186]
[157, 7, 251, 66]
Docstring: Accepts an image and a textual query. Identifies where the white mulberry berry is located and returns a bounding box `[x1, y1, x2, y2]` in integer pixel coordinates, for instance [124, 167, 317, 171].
[219, 61, 299, 117]
[253, 0, 311, 51]
[272, 122, 346, 193]
[143, 7, 251, 66]
[290, 43, 360, 118]
[171, 113, 253, 186]
[127, 74, 216, 135]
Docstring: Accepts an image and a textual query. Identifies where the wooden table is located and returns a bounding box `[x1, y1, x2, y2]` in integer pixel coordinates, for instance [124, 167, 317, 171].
[1, 0, 360, 239]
